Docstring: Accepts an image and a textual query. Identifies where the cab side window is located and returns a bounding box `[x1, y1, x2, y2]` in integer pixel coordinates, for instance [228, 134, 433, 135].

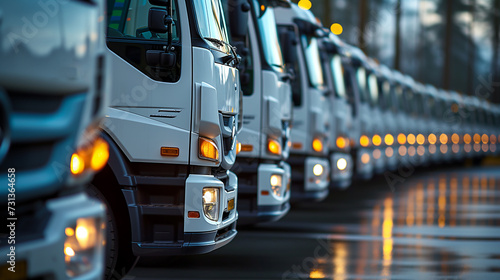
[106, 0, 181, 83]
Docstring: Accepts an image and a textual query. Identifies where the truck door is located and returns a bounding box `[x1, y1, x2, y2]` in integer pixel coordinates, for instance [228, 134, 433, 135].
[105, 0, 192, 165]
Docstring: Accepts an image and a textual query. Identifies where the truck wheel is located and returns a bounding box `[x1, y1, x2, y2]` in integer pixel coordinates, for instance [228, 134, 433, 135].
[87, 184, 138, 280]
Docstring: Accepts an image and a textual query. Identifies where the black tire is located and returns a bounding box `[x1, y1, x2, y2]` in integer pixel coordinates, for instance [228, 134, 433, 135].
[87, 183, 138, 280]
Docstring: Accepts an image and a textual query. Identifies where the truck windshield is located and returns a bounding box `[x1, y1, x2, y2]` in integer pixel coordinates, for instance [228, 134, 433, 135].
[301, 35, 325, 90]
[330, 55, 346, 100]
[107, 0, 180, 41]
[193, 0, 232, 54]
[367, 74, 379, 107]
[356, 67, 368, 104]
[254, 1, 284, 72]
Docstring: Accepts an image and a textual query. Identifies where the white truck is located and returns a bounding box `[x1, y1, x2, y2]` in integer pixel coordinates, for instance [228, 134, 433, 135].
[274, 3, 331, 202]
[224, 0, 292, 224]
[318, 34, 354, 189]
[340, 44, 375, 180]
[90, 0, 241, 277]
[0, 0, 108, 279]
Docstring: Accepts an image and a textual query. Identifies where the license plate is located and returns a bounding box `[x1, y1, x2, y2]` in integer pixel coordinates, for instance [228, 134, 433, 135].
[227, 198, 235, 211]
[0, 260, 27, 280]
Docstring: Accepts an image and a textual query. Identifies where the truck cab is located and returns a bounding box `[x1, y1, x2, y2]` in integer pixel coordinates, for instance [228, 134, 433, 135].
[424, 85, 444, 164]
[319, 34, 354, 189]
[92, 0, 241, 276]
[341, 44, 375, 180]
[376, 64, 399, 172]
[274, 3, 331, 202]
[224, 0, 292, 224]
[364, 59, 388, 174]
[0, 0, 108, 279]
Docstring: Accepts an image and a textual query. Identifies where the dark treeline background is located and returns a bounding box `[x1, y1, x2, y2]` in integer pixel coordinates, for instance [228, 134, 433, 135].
[291, 0, 500, 104]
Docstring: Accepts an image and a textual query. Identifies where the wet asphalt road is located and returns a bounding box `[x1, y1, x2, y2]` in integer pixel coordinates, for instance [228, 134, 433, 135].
[127, 164, 500, 280]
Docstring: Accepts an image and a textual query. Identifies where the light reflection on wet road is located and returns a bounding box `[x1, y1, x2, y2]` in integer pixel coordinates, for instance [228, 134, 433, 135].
[128, 166, 500, 279]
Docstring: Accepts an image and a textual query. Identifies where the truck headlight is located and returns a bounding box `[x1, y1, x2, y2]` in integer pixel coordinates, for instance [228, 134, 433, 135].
[268, 139, 282, 155]
[202, 188, 219, 221]
[312, 138, 323, 152]
[199, 137, 219, 162]
[313, 164, 323, 176]
[270, 174, 283, 197]
[337, 158, 347, 171]
[71, 137, 109, 176]
[64, 217, 104, 277]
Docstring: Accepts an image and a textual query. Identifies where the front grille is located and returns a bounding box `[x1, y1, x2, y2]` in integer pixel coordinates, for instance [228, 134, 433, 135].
[8, 91, 64, 114]
[0, 199, 51, 243]
[0, 141, 55, 171]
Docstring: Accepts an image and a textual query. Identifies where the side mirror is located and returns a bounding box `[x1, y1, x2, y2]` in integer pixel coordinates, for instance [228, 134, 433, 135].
[227, 0, 250, 39]
[278, 29, 298, 65]
[148, 8, 170, 34]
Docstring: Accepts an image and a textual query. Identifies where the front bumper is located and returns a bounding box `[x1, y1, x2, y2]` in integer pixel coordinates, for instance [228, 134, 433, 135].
[384, 146, 398, 171]
[0, 193, 106, 280]
[236, 161, 291, 225]
[355, 148, 373, 181]
[372, 148, 385, 174]
[129, 172, 238, 256]
[289, 155, 330, 202]
[330, 152, 352, 190]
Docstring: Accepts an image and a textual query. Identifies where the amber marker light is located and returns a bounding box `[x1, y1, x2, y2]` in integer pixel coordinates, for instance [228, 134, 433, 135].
[439, 134, 448, 145]
[336, 137, 347, 149]
[188, 211, 200, 218]
[330, 23, 343, 35]
[407, 134, 416, 145]
[241, 144, 253, 152]
[491, 135, 497, 144]
[236, 142, 242, 154]
[312, 138, 323, 152]
[473, 134, 481, 144]
[268, 139, 282, 155]
[428, 133, 437, 145]
[292, 142, 303, 150]
[372, 135, 382, 146]
[482, 134, 489, 144]
[360, 135, 370, 147]
[451, 133, 460, 144]
[417, 134, 425, 145]
[298, 0, 312, 10]
[384, 134, 394, 146]
[464, 134, 472, 144]
[199, 137, 219, 162]
[160, 147, 179, 157]
[398, 133, 406, 145]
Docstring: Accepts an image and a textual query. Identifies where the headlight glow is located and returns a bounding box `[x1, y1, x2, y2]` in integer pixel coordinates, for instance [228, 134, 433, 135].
[312, 138, 323, 152]
[398, 133, 407, 145]
[372, 135, 382, 146]
[360, 135, 370, 147]
[268, 139, 282, 155]
[384, 134, 394, 146]
[199, 137, 219, 162]
[428, 133, 437, 145]
[202, 187, 219, 221]
[64, 217, 103, 277]
[313, 164, 324, 176]
[337, 158, 347, 171]
[407, 134, 416, 145]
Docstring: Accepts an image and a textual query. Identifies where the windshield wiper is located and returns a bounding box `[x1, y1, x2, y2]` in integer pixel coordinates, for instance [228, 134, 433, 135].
[204, 37, 240, 66]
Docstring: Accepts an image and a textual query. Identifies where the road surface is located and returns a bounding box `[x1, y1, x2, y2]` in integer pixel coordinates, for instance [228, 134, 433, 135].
[127, 164, 500, 280]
